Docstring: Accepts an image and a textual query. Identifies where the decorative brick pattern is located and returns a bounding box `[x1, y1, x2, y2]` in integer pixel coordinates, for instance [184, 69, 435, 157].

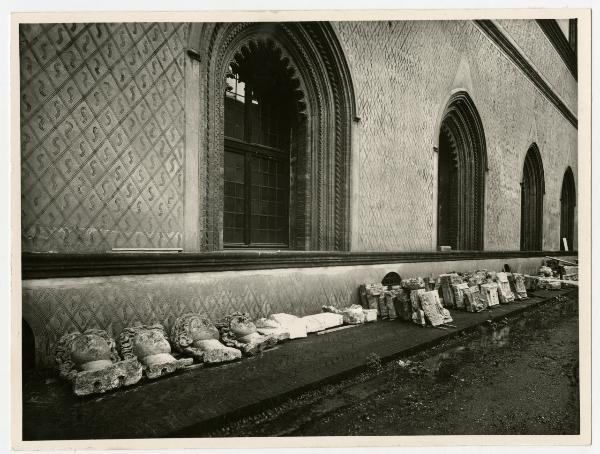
[20, 23, 187, 252]
[23, 255, 577, 368]
[494, 19, 577, 114]
[333, 20, 577, 251]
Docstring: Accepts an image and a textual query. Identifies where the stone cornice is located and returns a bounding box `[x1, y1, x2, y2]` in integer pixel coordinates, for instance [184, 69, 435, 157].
[536, 19, 577, 81]
[474, 20, 577, 129]
[22, 250, 577, 279]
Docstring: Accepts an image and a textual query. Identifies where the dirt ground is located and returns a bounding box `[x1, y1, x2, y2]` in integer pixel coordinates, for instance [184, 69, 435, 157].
[206, 293, 579, 436]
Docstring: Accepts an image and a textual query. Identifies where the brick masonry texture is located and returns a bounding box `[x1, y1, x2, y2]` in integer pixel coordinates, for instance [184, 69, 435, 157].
[20, 20, 577, 254]
[24, 255, 577, 368]
[333, 20, 577, 252]
[20, 23, 187, 252]
[494, 19, 577, 113]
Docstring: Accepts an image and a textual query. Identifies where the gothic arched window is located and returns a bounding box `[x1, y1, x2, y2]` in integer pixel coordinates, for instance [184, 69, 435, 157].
[560, 167, 576, 251]
[437, 92, 487, 251]
[191, 22, 356, 251]
[223, 43, 300, 247]
[520, 144, 545, 251]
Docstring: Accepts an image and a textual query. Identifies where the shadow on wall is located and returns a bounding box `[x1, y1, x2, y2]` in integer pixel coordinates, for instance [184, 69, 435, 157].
[22, 319, 35, 372]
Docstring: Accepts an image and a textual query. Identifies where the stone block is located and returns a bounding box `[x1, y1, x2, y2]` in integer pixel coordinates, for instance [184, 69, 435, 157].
[451, 282, 470, 309]
[269, 313, 308, 339]
[508, 272, 528, 300]
[420, 290, 453, 326]
[495, 272, 515, 303]
[363, 308, 378, 322]
[479, 283, 500, 308]
[341, 305, 365, 324]
[302, 313, 344, 333]
[463, 286, 484, 312]
[71, 358, 143, 396]
[384, 291, 398, 319]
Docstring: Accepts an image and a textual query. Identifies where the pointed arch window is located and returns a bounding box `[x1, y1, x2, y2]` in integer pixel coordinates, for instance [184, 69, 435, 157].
[437, 92, 487, 251]
[192, 22, 357, 252]
[223, 44, 300, 247]
[520, 144, 545, 251]
[560, 167, 576, 251]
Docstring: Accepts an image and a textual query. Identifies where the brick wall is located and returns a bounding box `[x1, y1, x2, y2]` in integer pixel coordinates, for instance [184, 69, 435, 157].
[19, 20, 578, 253]
[334, 20, 578, 252]
[20, 23, 187, 252]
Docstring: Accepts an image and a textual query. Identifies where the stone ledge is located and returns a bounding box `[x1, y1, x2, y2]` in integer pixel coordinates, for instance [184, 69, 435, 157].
[22, 250, 577, 279]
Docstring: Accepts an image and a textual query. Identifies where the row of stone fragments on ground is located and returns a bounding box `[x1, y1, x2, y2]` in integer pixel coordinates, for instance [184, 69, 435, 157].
[54, 265, 574, 397]
[358, 265, 576, 328]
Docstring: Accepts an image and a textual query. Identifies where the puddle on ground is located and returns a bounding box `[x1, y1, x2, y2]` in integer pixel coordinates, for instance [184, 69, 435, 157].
[419, 295, 578, 382]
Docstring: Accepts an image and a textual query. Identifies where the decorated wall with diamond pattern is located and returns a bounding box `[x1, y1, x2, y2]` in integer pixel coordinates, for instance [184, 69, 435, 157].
[333, 20, 578, 252]
[20, 23, 187, 252]
[24, 255, 579, 368]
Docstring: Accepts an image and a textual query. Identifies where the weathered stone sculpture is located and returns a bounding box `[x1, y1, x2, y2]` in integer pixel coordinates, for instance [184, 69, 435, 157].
[254, 318, 291, 342]
[342, 304, 365, 324]
[508, 273, 528, 300]
[363, 308, 378, 322]
[365, 284, 385, 311]
[451, 282, 470, 309]
[463, 286, 484, 312]
[439, 273, 462, 307]
[402, 277, 425, 291]
[217, 313, 277, 356]
[171, 313, 242, 364]
[419, 290, 453, 326]
[120, 324, 192, 379]
[463, 270, 487, 287]
[55, 329, 142, 396]
[394, 289, 413, 321]
[479, 283, 500, 308]
[495, 272, 515, 303]
[410, 288, 427, 326]
[269, 313, 308, 339]
[384, 288, 399, 319]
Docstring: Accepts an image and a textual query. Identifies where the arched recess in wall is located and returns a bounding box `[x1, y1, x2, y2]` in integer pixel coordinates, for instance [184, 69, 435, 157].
[560, 167, 576, 251]
[436, 91, 487, 251]
[188, 22, 356, 251]
[520, 143, 545, 251]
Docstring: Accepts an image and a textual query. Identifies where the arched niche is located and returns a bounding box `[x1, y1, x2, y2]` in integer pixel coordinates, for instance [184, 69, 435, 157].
[436, 91, 487, 251]
[560, 166, 576, 251]
[520, 143, 545, 251]
[187, 22, 356, 251]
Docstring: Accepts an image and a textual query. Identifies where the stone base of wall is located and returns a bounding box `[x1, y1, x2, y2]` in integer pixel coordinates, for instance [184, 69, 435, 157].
[22, 255, 576, 368]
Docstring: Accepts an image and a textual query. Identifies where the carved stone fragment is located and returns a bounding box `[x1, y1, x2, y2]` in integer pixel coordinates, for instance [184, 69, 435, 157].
[463, 286, 484, 312]
[384, 290, 398, 319]
[479, 283, 500, 308]
[269, 313, 308, 339]
[495, 272, 515, 303]
[419, 290, 453, 326]
[340, 304, 365, 324]
[217, 313, 277, 356]
[409, 289, 426, 326]
[171, 313, 242, 364]
[439, 273, 462, 308]
[302, 312, 344, 333]
[55, 329, 142, 396]
[254, 318, 291, 342]
[363, 308, 378, 322]
[119, 324, 192, 379]
[451, 282, 470, 309]
[394, 289, 413, 321]
[508, 272, 528, 300]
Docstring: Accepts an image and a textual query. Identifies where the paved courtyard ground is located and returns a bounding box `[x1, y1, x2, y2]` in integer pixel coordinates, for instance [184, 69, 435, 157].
[205, 292, 579, 436]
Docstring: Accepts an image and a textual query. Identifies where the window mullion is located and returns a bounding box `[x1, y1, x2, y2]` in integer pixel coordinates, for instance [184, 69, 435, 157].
[243, 84, 253, 246]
